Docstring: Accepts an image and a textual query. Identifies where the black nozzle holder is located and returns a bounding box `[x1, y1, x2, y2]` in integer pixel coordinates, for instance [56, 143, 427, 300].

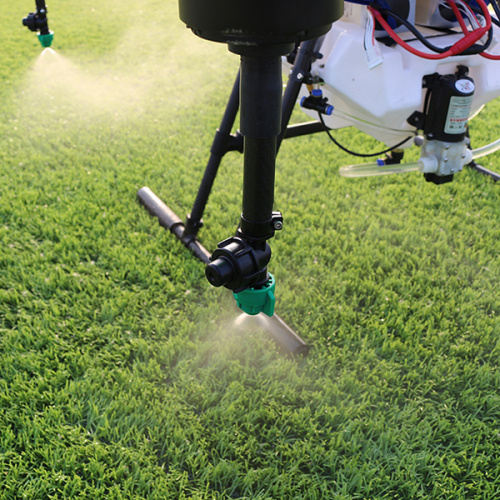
[206, 236, 271, 292]
[23, 1, 50, 35]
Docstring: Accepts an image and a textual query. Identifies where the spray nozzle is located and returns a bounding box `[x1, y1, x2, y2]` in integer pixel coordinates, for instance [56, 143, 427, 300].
[23, 1, 54, 48]
[233, 274, 276, 317]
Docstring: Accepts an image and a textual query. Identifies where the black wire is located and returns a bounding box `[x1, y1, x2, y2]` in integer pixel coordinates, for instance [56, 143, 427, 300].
[318, 113, 414, 158]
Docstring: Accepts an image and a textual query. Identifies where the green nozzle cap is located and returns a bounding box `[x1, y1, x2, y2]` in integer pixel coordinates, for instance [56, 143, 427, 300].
[233, 274, 276, 317]
[38, 32, 54, 48]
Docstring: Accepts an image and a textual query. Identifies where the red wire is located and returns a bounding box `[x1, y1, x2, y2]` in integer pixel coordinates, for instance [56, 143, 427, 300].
[368, 0, 492, 60]
[446, 0, 470, 34]
[481, 52, 500, 60]
[448, 0, 500, 60]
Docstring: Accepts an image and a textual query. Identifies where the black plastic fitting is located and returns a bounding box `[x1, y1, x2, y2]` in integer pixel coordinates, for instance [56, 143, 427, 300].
[23, 1, 50, 35]
[205, 236, 271, 292]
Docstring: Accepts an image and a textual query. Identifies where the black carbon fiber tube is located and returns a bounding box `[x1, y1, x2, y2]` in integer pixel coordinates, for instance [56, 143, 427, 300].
[137, 187, 211, 264]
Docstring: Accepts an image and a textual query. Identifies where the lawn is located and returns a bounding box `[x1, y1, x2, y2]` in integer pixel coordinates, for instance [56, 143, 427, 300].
[0, 1, 499, 498]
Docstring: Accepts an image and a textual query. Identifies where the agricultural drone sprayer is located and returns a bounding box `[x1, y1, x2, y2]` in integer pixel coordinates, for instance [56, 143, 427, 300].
[138, 0, 500, 354]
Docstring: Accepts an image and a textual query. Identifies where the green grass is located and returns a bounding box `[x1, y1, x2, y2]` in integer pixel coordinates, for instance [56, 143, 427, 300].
[1, 1, 499, 498]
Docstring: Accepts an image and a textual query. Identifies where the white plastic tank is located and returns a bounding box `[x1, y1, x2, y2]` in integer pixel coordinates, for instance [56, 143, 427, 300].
[291, 2, 500, 147]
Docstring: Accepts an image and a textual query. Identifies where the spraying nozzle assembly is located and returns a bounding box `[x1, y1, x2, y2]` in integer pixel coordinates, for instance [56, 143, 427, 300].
[233, 274, 276, 317]
[23, 0, 53, 48]
[179, 0, 342, 318]
[138, 0, 343, 355]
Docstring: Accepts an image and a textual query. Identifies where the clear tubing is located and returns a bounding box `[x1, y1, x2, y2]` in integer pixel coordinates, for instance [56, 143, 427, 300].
[338, 138, 500, 178]
[339, 161, 420, 177]
[471, 138, 500, 159]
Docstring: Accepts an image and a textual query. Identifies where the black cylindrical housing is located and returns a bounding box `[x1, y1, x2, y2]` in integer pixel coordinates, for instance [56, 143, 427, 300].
[240, 56, 282, 137]
[239, 54, 281, 241]
[424, 72, 475, 143]
[241, 136, 277, 239]
[179, 0, 344, 50]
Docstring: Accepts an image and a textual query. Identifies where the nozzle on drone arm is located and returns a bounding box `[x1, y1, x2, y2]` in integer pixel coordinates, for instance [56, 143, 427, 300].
[23, 0, 54, 48]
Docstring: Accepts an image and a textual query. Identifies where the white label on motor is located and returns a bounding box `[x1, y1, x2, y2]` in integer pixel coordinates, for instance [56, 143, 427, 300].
[445, 95, 472, 134]
[455, 79, 475, 94]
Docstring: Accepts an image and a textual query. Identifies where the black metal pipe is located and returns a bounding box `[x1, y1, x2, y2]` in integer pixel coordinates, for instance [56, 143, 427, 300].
[468, 161, 500, 182]
[236, 312, 310, 356]
[240, 136, 277, 237]
[240, 55, 282, 138]
[254, 314, 311, 356]
[284, 120, 326, 139]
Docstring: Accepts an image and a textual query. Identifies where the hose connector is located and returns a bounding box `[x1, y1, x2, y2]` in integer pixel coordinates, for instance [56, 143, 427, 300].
[301, 89, 333, 116]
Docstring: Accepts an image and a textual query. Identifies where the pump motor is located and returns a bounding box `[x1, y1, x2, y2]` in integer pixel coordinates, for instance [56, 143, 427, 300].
[414, 67, 475, 183]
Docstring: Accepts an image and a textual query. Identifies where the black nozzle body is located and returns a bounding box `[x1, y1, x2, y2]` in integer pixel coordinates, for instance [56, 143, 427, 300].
[23, 1, 50, 35]
[206, 236, 271, 292]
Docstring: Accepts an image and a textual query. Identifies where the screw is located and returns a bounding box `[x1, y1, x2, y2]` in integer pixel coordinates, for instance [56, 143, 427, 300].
[273, 220, 284, 231]
[297, 72, 304, 81]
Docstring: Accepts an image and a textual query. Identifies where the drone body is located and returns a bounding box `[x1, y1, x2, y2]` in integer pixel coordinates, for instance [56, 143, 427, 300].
[293, 0, 500, 181]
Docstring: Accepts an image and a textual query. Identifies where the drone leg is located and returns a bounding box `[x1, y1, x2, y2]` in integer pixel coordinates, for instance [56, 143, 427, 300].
[279, 38, 324, 151]
[183, 71, 243, 239]
[137, 70, 242, 257]
[468, 160, 500, 182]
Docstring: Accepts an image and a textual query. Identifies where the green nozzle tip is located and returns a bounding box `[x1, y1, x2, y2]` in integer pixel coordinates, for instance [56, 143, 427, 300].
[233, 274, 276, 317]
[38, 32, 54, 48]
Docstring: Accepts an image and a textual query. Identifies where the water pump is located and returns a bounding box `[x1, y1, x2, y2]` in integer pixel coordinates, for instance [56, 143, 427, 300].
[23, 0, 53, 48]
[409, 66, 475, 183]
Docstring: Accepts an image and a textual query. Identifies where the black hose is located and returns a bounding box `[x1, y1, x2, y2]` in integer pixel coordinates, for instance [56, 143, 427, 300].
[318, 113, 414, 158]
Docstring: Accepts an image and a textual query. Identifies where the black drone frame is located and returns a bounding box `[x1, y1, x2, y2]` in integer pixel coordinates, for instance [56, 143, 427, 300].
[137, 35, 499, 356]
